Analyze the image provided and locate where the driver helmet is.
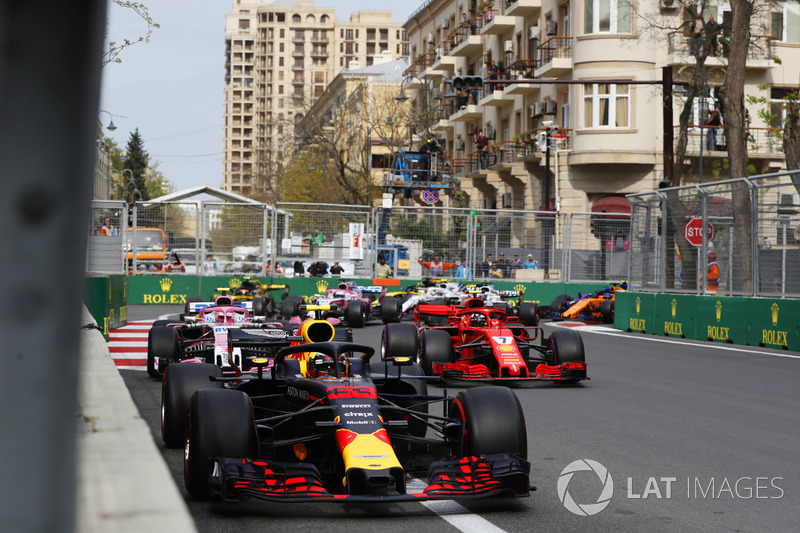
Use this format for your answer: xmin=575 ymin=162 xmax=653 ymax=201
xmin=307 ymin=353 xmax=336 ymax=378
xmin=469 ymin=313 xmax=487 ymax=327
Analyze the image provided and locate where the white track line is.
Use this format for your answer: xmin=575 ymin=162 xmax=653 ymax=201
xmin=407 ymin=478 xmax=508 ymax=533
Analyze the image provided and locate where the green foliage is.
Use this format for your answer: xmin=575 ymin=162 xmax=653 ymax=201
xmin=124 ymin=129 xmax=151 ymax=200
xmin=104 ymin=1 xmax=160 ymax=67
xmin=711 ymin=158 xmax=729 ymax=180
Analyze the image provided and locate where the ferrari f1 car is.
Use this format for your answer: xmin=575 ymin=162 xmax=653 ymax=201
xmin=550 ymin=282 xmax=626 ymax=323
xmin=174 ymin=341 xmax=531 ymax=502
xmin=382 ymin=300 xmax=586 ymax=384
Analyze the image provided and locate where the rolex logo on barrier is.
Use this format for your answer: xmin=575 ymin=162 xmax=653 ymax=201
xmin=635 ymin=296 xmax=641 ymax=315
xmin=671 ymin=299 xmax=677 ymax=318
xmin=316 ymin=280 xmax=329 ymax=292
xmin=514 ymin=284 xmax=526 ymax=293
xmin=159 ymin=278 xmax=173 ymax=292
xmin=715 ymin=300 xmax=722 ymax=322
xmin=771 ymin=302 xmax=779 ymax=326
xmin=229 ymin=278 xmax=241 ymax=289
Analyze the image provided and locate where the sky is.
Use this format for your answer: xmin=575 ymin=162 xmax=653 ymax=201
xmin=100 ymin=0 xmax=416 ymax=194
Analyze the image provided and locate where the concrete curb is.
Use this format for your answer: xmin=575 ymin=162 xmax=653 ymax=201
xmin=77 ymin=306 xmax=196 ymax=533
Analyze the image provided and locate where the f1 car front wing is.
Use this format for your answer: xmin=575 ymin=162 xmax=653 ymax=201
xmin=213 ymin=453 xmax=530 ymax=503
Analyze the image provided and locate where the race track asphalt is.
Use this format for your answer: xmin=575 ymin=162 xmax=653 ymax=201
xmin=121 ymin=305 xmax=799 ymax=533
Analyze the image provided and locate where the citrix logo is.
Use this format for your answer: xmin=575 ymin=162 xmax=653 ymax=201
xmin=558 ymin=459 xmax=614 ymax=516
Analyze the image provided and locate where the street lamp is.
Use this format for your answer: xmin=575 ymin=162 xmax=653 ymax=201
xmin=98 ymin=109 xmax=124 ymax=131
xmin=395 ymin=73 xmax=455 ymax=145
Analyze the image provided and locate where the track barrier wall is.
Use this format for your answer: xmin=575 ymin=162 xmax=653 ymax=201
xmin=616 ymin=291 xmax=800 ymax=351
xmin=84 ymin=275 xmax=128 ymax=338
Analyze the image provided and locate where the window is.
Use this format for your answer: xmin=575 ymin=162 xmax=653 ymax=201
xmin=239 ymin=19 xmax=250 ymax=30
xmin=772 ymin=3 xmax=800 ymax=43
xmin=583 ymin=0 xmax=631 ymax=34
xmin=583 ymin=83 xmax=629 ymax=128
xmin=770 ymin=87 xmax=797 ymax=127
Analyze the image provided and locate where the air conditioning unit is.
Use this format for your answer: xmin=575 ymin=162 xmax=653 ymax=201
xmin=485 ymin=125 xmax=496 ymax=139
xmin=427 ymin=32 xmax=435 ymax=44
xmin=546 ymin=21 xmax=558 ymax=36
xmin=456 ymin=138 xmax=465 ymax=150
xmin=544 ymin=99 xmax=557 ymax=115
xmin=467 ymin=123 xmax=476 ymax=135
xmin=442 ymin=18 xmax=450 ymax=29
xmin=528 ymin=26 xmax=538 ymax=39
xmin=504 ymin=40 xmax=513 ymax=52
xmin=660 ymin=0 xmax=679 ymax=8
xmin=529 ymin=104 xmax=537 ymax=118
xmin=533 ymin=102 xmax=545 ymax=117
xmin=385 ymin=115 xmax=395 ymax=124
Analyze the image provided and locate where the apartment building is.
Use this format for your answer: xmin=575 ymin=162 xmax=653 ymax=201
xmin=222 ymin=1 xmax=408 ymax=198
xmin=401 ymin=0 xmax=799 ymax=232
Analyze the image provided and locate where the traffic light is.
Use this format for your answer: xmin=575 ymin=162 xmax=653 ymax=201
xmin=452 ymin=76 xmax=483 ymax=89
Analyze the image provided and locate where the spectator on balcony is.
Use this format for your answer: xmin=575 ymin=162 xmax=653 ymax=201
xmin=487 ymin=61 xmax=501 ymax=93
xmin=475 ymin=129 xmax=490 ymax=169
xmin=456 ymin=87 xmax=468 ymax=109
xmin=688 ymin=13 xmax=703 ymax=55
xmin=461 ymin=13 xmax=476 ymax=36
xmin=706 ymin=15 xmax=720 ymax=56
xmin=705 ymin=107 xmax=722 ymax=151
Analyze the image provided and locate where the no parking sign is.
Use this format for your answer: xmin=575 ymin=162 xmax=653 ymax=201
xmin=421 ymin=189 xmax=439 ymax=204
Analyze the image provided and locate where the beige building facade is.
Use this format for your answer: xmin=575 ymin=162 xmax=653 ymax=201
xmin=400 ymin=0 xmax=800 ymax=219
xmin=223 ymin=0 xmax=408 ymax=198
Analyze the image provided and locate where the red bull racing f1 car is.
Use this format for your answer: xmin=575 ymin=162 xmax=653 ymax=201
xmin=175 ymin=341 xmax=531 ymax=503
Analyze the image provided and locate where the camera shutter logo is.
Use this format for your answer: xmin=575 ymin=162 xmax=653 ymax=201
xmin=557 ymin=459 xmax=614 ymax=516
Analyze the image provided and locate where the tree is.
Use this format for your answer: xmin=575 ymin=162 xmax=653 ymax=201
xmin=123 ymin=128 xmax=151 ymax=200
xmin=103 ymin=1 xmax=159 ymax=67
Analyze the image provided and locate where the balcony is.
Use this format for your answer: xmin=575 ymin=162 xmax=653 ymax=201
xmin=450 ymin=23 xmax=484 ymax=57
xmin=481 ymin=10 xmax=515 ymax=36
xmin=674 ymin=125 xmax=784 ymax=160
xmin=478 ymin=85 xmax=518 ymax=108
xmin=449 ymin=103 xmax=483 ymax=123
xmin=431 ymin=39 xmax=457 ymax=73
xmin=310 ymin=34 xmax=329 ymax=43
xmin=534 ymin=36 xmax=573 ymax=77
xmin=666 ymin=32 xmax=775 ymax=70
xmin=502 ymin=59 xmax=540 ymax=95
xmin=291 ymin=78 xmax=304 ymax=85
xmin=504 ymin=0 xmax=542 ymax=18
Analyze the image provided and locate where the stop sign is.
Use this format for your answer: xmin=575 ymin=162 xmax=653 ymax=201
xmin=685 ymin=217 xmax=714 ymax=247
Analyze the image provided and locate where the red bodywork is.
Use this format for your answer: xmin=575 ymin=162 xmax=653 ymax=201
xmin=419 ymin=299 xmax=587 ymax=382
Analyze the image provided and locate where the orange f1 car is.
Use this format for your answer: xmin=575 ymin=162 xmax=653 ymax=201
xmin=554 ymin=282 xmax=627 ymax=323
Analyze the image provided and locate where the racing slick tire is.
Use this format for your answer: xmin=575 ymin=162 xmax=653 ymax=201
xmin=547 ymin=329 xmax=586 ymax=384
xmin=346 ymin=299 xmax=366 ymax=328
xmin=147 ymin=326 xmax=179 ymax=378
xmin=152 ymin=319 xmax=171 ymax=328
xmin=518 ymin=302 xmax=540 ymax=327
xmin=550 ymin=294 xmax=572 ymax=316
xmin=184 ymin=389 xmax=256 ymax=500
xmin=450 ymin=387 xmax=527 ymax=460
xmin=161 ymin=363 xmax=223 ymax=448
xmin=419 ymin=329 xmax=453 ymax=376
xmin=381 ymin=323 xmax=418 ymax=361
xmin=280 ymin=295 xmax=302 ymax=318
xmin=380 ymin=296 xmax=402 ymax=324
xmin=600 ymin=300 xmax=614 ymax=324
xmin=492 ymin=302 xmax=509 ymax=316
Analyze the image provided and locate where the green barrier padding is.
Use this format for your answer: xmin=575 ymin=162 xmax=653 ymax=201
xmin=108 ymin=275 xmax=128 ymax=330
xmin=696 ymin=296 xmax=746 ymax=344
xmin=654 ymin=294 xmax=697 ymax=339
xmin=84 ymin=275 xmax=110 ymax=339
xmin=127 ymin=276 xmax=613 ymax=307
xmin=615 ymin=292 xmax=656 ymax=333
xmin=745 ymin=298 xmax=800 ymax=351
